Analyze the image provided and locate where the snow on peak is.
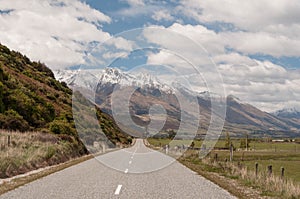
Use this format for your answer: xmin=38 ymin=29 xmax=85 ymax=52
xmin=54 ymin=67 xmax=174 ymax=93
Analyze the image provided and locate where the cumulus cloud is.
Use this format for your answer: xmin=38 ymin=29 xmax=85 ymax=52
xmin=0 ymin=0 xmax=113 ymax=69
xmin=143 ymin=23 xmax=300 ymax=112
xmin=117 ymin=0 xmax=175 ymax=23
xmin=221 ymin=31 xmax=300 ymax=57
xmin=178 ymin=0 xmax=300 ymax=31
xmin=177 ymin=0 xmax=300 ymax=58
xmin=152 ymin=10 xmax=174 ymax=21
xmin=125 ymin=0 xmax=145 ymax=6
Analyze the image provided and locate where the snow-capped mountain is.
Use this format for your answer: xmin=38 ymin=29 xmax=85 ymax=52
xmin=54 ymin=67 xmax=300 ymax=136
xmin=54 ymin=69 xmax=99 ymax=90
xmin=274 ymin=107 xmax=300 ymax=119
xmin=54 ymin=67 xmax=174 ymax=94
xmin=54 ymin=67 xmax=226 ymax=99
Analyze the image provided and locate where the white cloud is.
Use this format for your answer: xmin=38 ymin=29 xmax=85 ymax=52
xmin=0 ymin=0 xmax=113 ymax=69
xmin=213 ymin=53 xmax=255 ymax=66
xmin=152 ymin=10 xmax=174 ymax=21
xmin=221 ymin=31 xmax=300 ymax=57
xmin=106 ymin=37 xmax=135 ymax=51
xmin=216 ymin=60 xmax=300 ymax=112
xmin=117 ymin=0 xmax=176 ymax=22
xmin=125 ymin=0 xmax=145 ymax=7
xmin=142 ymin=23 xmax=300 ymax=112
xmin=178 ymin=0 xmax=300 ymax=31
xmin=177 ymin=0 xmax=300 ymax=58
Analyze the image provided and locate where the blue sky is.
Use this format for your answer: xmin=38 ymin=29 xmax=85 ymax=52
xmin=83 ymin=0 xmax=300 ymax=70
xmin=0 ymin=0 xmax=300 ymax=112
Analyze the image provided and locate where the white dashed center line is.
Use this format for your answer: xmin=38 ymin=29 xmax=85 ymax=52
xmin=114 ymin=185 xmax=122 ymax=195
xmin=129 ymin=160 xmax=132 ymax=164
xmin=124 ymin=169 xmax=128 ymax=173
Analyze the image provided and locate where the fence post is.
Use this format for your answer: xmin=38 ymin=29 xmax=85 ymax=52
xmin=281 ymin=167 xmax=285 ymax=179
xmin=255 ymin=162 xmax=258 ymax=178
xmin=230 ymin=144 xmax=233 ymax=162
xmin=214 ymin=153 xmax=218 ymax=162
xmin=268 ymin=165 xmax=272 ymax=176
xmin=241 ymin=152 xmax=244 ymax=161
xmin=7 ymin=135 xmax=11 ymax=147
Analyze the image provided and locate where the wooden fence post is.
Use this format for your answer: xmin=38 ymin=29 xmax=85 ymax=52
xmin=281 ymin=167 xmax=285 ymax=179
xmin=214 ymin=153 xmax=218 ymax=162
xmin=255 ymin=162 xmax=258 ymax=178
xmin=7 ymin=135 xmax=11 ymax=147
xmin=268 ymin=165 xmax=272 ymax=176
xmin=230 ymin=144 xmax=233 ymax=162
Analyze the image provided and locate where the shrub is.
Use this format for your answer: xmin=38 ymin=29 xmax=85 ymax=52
xmin=0 ymin=109 xmax=30 ymax=131
xmin=49 ymin=120 xmax=76 ymax=135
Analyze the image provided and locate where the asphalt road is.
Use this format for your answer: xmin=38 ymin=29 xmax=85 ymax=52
xmin=0 ymin=139 xmax=236 ymax=199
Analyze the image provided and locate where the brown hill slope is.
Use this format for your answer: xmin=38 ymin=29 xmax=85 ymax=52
xmin=0 ymin=43 xmax=132 ymax=178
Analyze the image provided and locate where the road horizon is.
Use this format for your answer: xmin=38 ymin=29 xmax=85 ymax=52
xmin=0 ymin=139 xmax=236 ymax=199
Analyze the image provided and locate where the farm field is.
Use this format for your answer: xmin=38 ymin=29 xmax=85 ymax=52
xmin=147 ymin=138 xmax=300 ymax=183
xmin=148 ymin=137 xmax=300 ymax=198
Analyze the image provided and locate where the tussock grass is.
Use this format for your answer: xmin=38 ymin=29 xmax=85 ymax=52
xmin=148 ymin=137 xmax=300 ymax=198
xmin=0 ymin=130 xmax=81 ymax=178
xmin=238 ymin=166 xmax=300 ymax=198
xmin=186 ymin=150 xmax=300 ymax=198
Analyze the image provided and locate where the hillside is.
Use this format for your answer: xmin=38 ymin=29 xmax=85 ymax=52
xmin=0 ymin=43 xmax=132 ymax=178
xmin=224 ymin=96 xmax=300 ymax=137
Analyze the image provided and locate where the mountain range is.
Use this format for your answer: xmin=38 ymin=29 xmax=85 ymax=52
xmin=54 ymin=67 xmax=300 ymax=138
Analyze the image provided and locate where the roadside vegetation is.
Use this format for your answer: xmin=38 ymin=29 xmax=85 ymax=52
xmin=0 ymin=43 xmax=132 ymax=179
xmin=148 ymin=137 xmax=300 ymax=198
xmin=0 ymin=130 xmax=84 ymax=178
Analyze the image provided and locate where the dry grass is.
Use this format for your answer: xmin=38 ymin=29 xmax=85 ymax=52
xmin=239 ymin=166 xmax=300 ymax=198
xmin=197 ymin=152 xmax=300 ymax=198
xmin=0 ymin=130 xmax=79 ymax=178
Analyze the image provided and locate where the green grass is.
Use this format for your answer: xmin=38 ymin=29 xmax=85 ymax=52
xmin=147 ymin=138 xmax=203 ymax=147
xmin=208 ymin=150 xmax=300 ymax=183
xmin=175 ymin=149 xmax=300 ymax=198
xmin=244 ymin=159 xmax=300 ymax=183
xmin=148 ymin=138 xmax=300 ymax=150
xmin=148 ymin=138 xmax=300 ymax=184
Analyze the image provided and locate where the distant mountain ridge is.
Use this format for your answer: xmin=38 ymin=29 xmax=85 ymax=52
xmin=55 ymin=67 xmax=300 ymax=137
xmin=55 ymin=67 xmax=174 ymax=93
xmin=274 ymin=108 xmax=300 ymax=119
